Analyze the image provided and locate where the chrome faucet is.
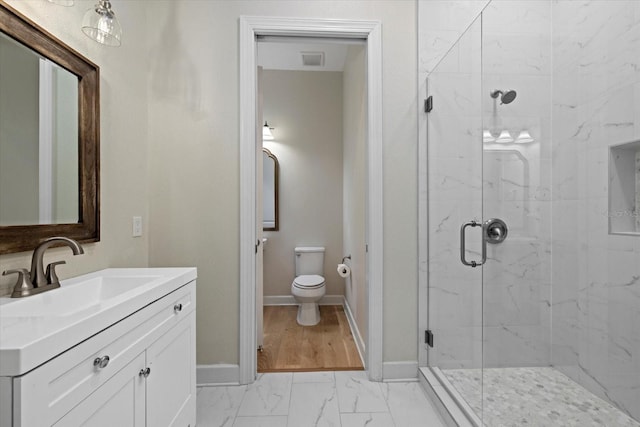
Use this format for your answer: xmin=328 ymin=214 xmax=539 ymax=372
xmin=2 ymin=237 xmax=84 ymax=298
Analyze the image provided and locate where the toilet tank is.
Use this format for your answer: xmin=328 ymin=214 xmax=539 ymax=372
xmin=294 ymin=247 xmax=325 ymax=276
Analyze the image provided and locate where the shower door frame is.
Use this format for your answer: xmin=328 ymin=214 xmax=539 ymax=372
xmin=417 ymin=8 xmax=487 ymax=425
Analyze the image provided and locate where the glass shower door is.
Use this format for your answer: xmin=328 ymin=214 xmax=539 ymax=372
xmin=426 ymin=16 xmax=484 ymax=423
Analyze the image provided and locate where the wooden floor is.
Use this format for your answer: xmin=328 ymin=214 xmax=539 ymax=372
xmin=258 ymin=305 xmax=364 ymax=373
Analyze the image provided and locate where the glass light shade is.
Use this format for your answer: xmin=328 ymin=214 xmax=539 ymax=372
xmin=263 ymin=122 xmax=274 ymax=141
xmin=495 ymin=129 xmax=514 ymax=143
xmin=515 ymin=130 xmax=534 ymax=144
xmin=483 ymin=129 xmax=495 ymax=143
xmin=82 ymin=1 xmax=122 ymax=47
xmin=47 ymin=0 xmax=75 ymax=6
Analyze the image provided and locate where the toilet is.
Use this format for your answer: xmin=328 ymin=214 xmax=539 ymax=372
xmin=291 ymin=246 xmax=326 ymax=326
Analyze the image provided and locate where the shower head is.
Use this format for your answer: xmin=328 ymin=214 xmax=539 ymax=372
xmin=491 ymin=89 xmax=517 ymax=104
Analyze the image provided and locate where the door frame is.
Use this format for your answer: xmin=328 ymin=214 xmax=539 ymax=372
xmin=239 ymin=16 xmax=383 ymax=384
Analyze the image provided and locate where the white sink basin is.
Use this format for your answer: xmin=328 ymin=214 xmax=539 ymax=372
xmin=0 ymin=268 xmax=196 ymax=376
xmin=0 ymin=275 xmax=162 ymax=317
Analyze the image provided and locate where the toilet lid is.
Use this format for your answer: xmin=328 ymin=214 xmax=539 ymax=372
xmin=294 ymin=275 xmax=325 ymax=289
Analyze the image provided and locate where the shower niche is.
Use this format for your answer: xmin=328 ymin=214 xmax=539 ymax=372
xmin=609 ymin=139 xmax=640 ymax=235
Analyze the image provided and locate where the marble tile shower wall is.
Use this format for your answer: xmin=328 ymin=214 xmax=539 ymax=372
xmin=481 ymin=0 xmax=553 ymax=368
xmin=551 ymin=0 xmax=640 ymax=421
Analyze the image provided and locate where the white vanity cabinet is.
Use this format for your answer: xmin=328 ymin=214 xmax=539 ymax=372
xmin=0 ymin=271 xmax=196 ymax=427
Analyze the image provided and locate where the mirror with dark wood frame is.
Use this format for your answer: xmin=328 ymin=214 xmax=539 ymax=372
xmin=0 ymin=2 xmax=100 ymax=255
xmin=263 ymin=148 xmax=279 ymax=231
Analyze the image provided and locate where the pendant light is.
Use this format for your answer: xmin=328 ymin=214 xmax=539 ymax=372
xmin=82 ymin=0 xmax=122 ymax=47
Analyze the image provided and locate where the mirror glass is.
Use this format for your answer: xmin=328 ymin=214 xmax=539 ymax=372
xmin=0 ymin=2 xmax=99 ymax=255
xmin=0 ymin=32 xmax=79 ymax=226
xmin=263 ymin=148 xmax=279 ymax=231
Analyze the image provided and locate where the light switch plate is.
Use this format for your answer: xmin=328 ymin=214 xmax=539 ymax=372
xmin=132 ymin=216 xmax=143 ymax=237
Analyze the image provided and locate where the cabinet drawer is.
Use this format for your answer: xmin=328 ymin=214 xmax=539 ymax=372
xmin=14 ymin=281 xmax=195 ymax=426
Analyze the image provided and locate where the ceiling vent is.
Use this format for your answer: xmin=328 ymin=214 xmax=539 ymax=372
xmin=301 ymin=51 xmax=325 ymax=67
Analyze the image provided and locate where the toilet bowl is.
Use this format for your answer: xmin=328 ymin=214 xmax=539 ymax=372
xmin=291 ymin=274 xmax=326 ymax=326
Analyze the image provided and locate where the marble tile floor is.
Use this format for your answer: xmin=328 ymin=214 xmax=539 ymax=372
xmin=196 ymin=370 xmax=447 ymax=427
xmin=444 ymin=367 xmax=640 ymax=427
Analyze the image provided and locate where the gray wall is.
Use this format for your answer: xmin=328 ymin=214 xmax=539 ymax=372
xmin=0 ymin=0 xmax=150 ymax=296
xmin=1 ymin=0 xmax=419 ymax=370
xmin=262 ymin=70 xmax=344 ymax=297
xmin=146 ymin=1 xmax=418 ymax=366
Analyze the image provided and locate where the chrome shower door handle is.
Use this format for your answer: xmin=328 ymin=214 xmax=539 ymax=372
xmin=460 ymin=221 xmax=486 ymax=268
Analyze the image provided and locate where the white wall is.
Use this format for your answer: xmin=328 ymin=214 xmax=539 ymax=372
xmin=342 ymin=45 xmax=368 ymax=343
xmin=261 ymin=70 xmax=344 ymax=297
xmin=147 ymin=0 xmax=418 ymax=366
xmin=0 ymin=0 xmax=150 ymax=296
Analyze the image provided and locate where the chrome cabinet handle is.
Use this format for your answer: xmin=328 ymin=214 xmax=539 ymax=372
xmin=139 ymin=367 xmax=151 ymax=378
xmin=93 ymin=355 xmax=110 ymax=369
xmin=174 ymin=303 xmax=183 ymax=313
xmin=460 ymin=221 xmax=486 ymax=268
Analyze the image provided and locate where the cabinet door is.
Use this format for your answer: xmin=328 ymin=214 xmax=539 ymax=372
xmin=53 ymin=353 xmax=145 ymax=427
xmin=146 ymin=314 xmax=196 ymax=427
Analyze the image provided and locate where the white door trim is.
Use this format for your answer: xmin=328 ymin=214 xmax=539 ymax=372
xmin=239 ymin=16 xmax=384 ymax=384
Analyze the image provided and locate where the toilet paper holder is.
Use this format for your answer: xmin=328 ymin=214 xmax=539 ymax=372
xmin=342 ymin=255 xmax=351 ymax=263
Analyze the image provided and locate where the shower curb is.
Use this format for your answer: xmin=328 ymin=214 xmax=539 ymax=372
xmin=419 ymin=367 xmax=480 ymax=427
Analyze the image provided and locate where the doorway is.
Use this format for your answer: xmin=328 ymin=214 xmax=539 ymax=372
xmin=256 ymin=37 xmax=366 ymax=372
xmin=239 ymin=17 xmax=384 ymax=384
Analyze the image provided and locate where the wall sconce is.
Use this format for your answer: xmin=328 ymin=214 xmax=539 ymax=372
xmin=515 ymin=130 xmax=534 ymax=144
xmin=81 ymin=0 xmax=122 ymax=47
xmin=263 ymin=122 xmax=274 ymax=141
xmin=483 ymin=130 xmax=495 ymax=143
xmin=495 ymin=129 xmax=514 ymax=144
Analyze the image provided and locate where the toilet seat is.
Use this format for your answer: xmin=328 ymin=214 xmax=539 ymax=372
xmin=293 ymin=274 xmax=325 ymax=289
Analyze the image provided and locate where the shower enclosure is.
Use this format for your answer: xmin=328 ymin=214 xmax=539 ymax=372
xmin=420 ymin=1 xmax=640 ymax=425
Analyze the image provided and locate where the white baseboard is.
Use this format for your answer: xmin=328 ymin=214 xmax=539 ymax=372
xmin=196 ymin=364 xmax=240 ymax=386
xmin=342 ymin=298 xmax=366 ymax=365
xmin=382 ymin=361 xmax=419 ymax=381
xmin=263 ymin=294 xmax=344 ymax=306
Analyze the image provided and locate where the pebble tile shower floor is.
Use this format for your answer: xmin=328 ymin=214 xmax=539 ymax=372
xmin=444 ymin=367 xmax=640 ymax=427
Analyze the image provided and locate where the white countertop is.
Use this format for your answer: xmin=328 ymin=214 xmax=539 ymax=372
xmin=0 ymin=267 xmax=196 ymax=377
